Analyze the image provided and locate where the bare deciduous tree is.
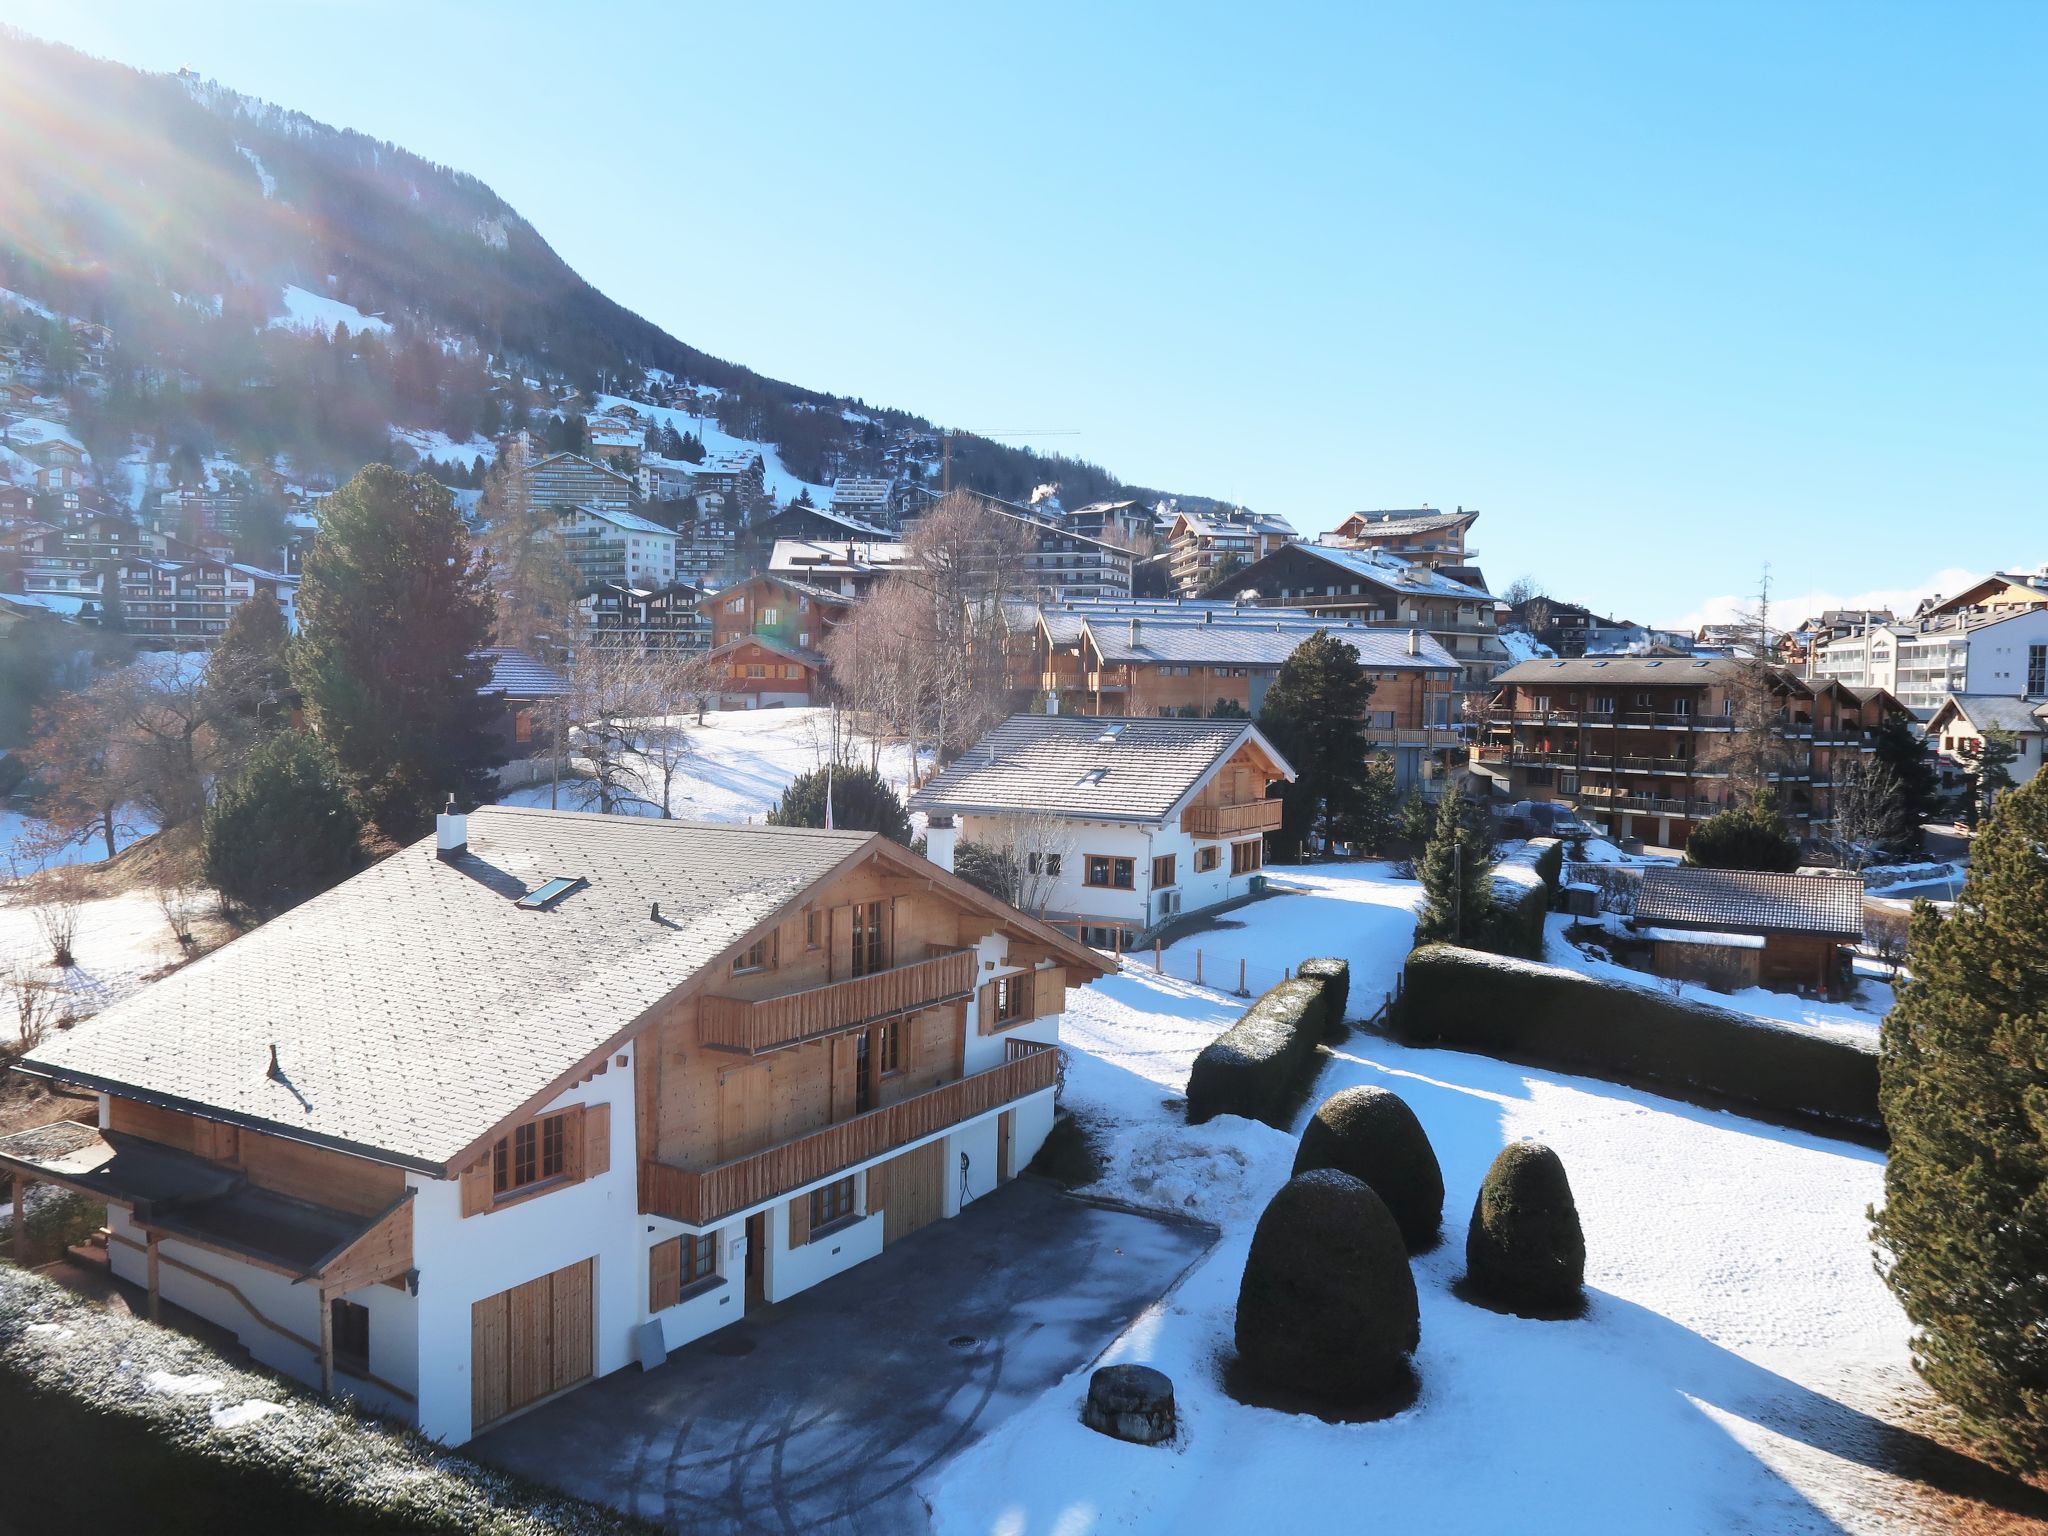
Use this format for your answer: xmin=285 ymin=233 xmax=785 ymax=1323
xmin=480 ymin=435 xmax=581 ymax=665
xmin=31 ymin=868 xmax=85 ymax=968
xmin=565 ymin=647 xmax=710 ymax=816
xmin=1826 ymin=759 xmax=1905 ymax=868
xmin=5 ymin=962 xmax=61 ymax=1058
xmin=1865 ymin=905 xmax=1909 ymax=983
xmin=969 ymin=809 xmax=1076 ymax=918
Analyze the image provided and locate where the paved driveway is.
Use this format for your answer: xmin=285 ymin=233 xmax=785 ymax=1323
xmin=470 ymin=1179 xmax=1212 ymax=1535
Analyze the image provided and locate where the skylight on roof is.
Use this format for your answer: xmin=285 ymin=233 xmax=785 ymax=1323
xmin=1096 ymin=724 xmax=1126 ymax=743
xmin=516 ymin=876 xmax=586 ymax=911
xmin=1076 ymin=768 xmax=1109 ymax=787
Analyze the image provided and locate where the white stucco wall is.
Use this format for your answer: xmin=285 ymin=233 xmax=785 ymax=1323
xmin=954 ymin=813 xmax=1262 ymax=930
xmin=768 ymin=1184 xmax=883 ymax=1302
xmin=640 ymin=1215 xmax=747 ymax=1352
xmin=1963 ymin=608 xmax=2048 ymax=695
xmin=407 ymin=1049 xmax=642 ymax=1446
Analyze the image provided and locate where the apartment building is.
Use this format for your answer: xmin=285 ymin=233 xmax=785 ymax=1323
xmin=520 ymin=452 xmax=637 ymax=515
xmin=1324 ymin=507 xmax=1479 ymax=572
xmin=579 ymin=580 xmax=711 ymax=653
xmin=1165 ymin=508 xmax=1297 ymax=596
xmin=829 ymin=477 xmax=896 ymax=526
xmin=1810 ymin=598 xmax=2048 ymax=716
xmin=767 ymin=538 xmax=914 ymax=600
xmin=1202 ymin=542 xmax=1512 ymax=695
xmin=117 ymin=557 xmax=299 ymax=639
xmin=915 ymin=715 xmax=1295 ymax=945
xmin=552 ymin=503 xmax=678 ymax=588
xmin=5 ymin=809 xmax=1103 ymax=1445
xmin=1479 ymin=656 xmax=1903 ymax=849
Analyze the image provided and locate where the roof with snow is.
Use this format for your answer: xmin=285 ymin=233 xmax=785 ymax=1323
xmin=479 ymin=646 xmax=571 ymax=699
xmin=1331 ymin=508 xmax=1477 ymax=538
xmin=1634 ymin=867 xmax=1863 ymax=941
xmin=1086 ymin=615 xmax=1459 ymax=671
xmin=1494 ymin=656 xmax=1748 ymax=687
xmin=768 ymin=538 xmax=913 ymax=577
xmin=911 ymin=714 xmax=1294 ymax=824
xmin=1209 ymin=542 xmax=1494 ymax=603
xmin=566 ymin=502 xmax=674 ymax=538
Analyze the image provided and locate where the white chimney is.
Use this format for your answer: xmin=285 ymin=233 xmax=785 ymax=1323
xmin=1128 ymin=616 xmax=1140 ymax=645
xmin=1407 ymin=627 xmax=1420 ymax=655
xmin=436 ymin=796 xmax=468 ymax=862
xmin=1046 ymin=691 xmax=1060 ymax=715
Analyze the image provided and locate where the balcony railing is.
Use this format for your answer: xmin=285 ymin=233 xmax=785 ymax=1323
xmin=639 ymin=1039 xmax=1057 ymax=1226
xmin=1362 ymin=726 xmax=1465 ymax=747
xmin=699 ymin=948 xmax=977 ymax=1054
xmin=1182 ymin=799 xmax=1284 ymax=838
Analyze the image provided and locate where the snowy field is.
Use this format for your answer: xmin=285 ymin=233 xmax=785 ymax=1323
xmin=498 ymin=706 xmax=926 ymax=825
xmin=925 ymin=862 xmax=1931 ymax=1536
xmin=268 ymin=284 xmax=390 ymax=336
xmin=584 ymin=392 xmax=834 ymax=507
xmin=0 ymin=889 xmax=191 ymax=1022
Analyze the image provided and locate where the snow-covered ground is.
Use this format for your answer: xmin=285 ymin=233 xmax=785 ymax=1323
xmin=497 ymin=706 xmax=926 ymax=825
xmin=583 ymin=392 xmax=834 ymax=507
xmin=927 ymin=862 xmax=1924 ymax=1535
xmin=268 ymin=284 xmax=391 ymax=336
xmin=0 ymin=889 xmax=192 ymax=1023
xmin=390 ymin=425 xmax=496 ymax=465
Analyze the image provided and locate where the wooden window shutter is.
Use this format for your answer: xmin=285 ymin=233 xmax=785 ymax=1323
xmin=583 ymin=1103 xmax=611 ymax=1178
xmin=1036 ymin=965 xmax=1065 ymax=1015
xmin=460 ymin=1159 xmax=492 ymax=1218
xmin=788 ymin=1192 xmax=812 ymax=1249
xmin=977 ymin=980 xmax=999 ymax=1036
xmin=648 ymin=1236 xmax=682 ymax=1312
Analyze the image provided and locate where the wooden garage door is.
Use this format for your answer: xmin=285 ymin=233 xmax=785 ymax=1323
xmin=471 ymin=1257 xmax=595 ymax=1430
xmin=866 ymin=1140 xmax=946 ymax=1246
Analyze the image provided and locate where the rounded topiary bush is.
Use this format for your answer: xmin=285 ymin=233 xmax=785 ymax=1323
xmin=1233 ymin=1169 xmax=1419 ymax=1407
xmin=1291 ymin=1086 xmax=1444 ymax=1253
xmin=1463 ymin=1141 xmax=1586 ymax=1318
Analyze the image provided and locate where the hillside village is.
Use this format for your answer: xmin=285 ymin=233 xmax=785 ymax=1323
xmin=1 ymin=24 xmax=2045 ymax=1536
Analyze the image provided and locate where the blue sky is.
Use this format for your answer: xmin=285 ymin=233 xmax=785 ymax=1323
xmin=3 ymin=1 xmax=2040 ymax=625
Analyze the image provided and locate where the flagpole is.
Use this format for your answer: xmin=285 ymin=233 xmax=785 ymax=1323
xmin=825 ymin=703 xmax=836 ymax=830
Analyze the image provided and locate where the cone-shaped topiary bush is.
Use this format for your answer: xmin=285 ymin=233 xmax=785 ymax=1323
xmin=1291 ymin=1086 xmax=1444 ymax=1253
xmin=1234 ymin=1169 xmax=1419 ymax=1405
xmin=1463 ymin=1141 xmax=1586 ymax=1318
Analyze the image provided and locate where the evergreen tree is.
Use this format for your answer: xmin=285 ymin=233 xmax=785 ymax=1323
xmin=1398 ymin=789 xmax=1434 ymax=846
xmin=1958 ymin=727 xmax=2021 ymax=824
xmin=1683 ymin=792 xmax=1801 ymax=872
xmin=1415 ymin=789 xmax=1492 ymax=944
xmin=1258 ymin=630 xmax=1375 ymax=855
xmin=767 ymin=759 xmax=912 ymax=844
xmin=206 ymin=590 xmax=294 ymax=761
xmin=1872 ymin=712 xmax=1940 ymax=825
xmin=679 ymin=430 xmax=705 ymax=464
xmin=1340 ymin=757 xmax=1401 ymax=854
xmin=660 ymin=422 xmax=686 ymax=459
xmin=288 ymin=464 xmax=501 ymax=837
xmin=1873 ymin=772 xmax=2048 ymax=1471
xmin=202 ymin=731 xmax=364 ymax=917
xmin=1207 ymin=698 xmax=1250 ymax=720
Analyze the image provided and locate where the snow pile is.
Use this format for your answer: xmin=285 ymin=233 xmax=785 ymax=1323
xmin=925 ymin=862 xmax=1925 ymax=1533
xmin=268 ymin=285 xmax=391 ymax=337
xmin=144 ymin=1370 xmax=226 ymax=1396
xmin=209 ymin=1400 xmax=289 ymax=1430
xmin=1498 ymin=627 xmax=1555 ymax=664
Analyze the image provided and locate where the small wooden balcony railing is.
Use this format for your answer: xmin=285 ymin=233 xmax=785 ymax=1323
xmin=639 ymin=1039 xmax=1057 ymax=1226
xmin=700 ymin=947 xmax=976 ymax=1054
xmin=1181 ymin=799 xmax=1284 ymax=838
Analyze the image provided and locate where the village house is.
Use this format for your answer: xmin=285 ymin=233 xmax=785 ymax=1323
xmin=0 ymin=416 xmax=88 ymax=494
xmin=1164 ymin=507 xmax=1297 ymax=596
xmin=1476 ymin=656 xmax=1903 ymax=849
xmin=914 ymin=714 xmax=1296 ymax=948
xmin=908 ymin=490 xmax=1135 ymax=604
xmin=115 ymin=556 xmax=299 ymax=639
xmin=1808 ymin=576 xmax=2048 ymax=717
xmin=478 ymin=646 xmax=572 ymax=790
xmin=828 ymin=477 xmax=895 ymax=527
xmin=1201 ymin=542 xmax=1512 ymax=697
xmin=698 ymin=571 xmax=852 ymax=707
xmin=733 ymin=502 xmax=893 ymax=574
xmin=1927 ymin=693 xmax=2048 ymax=798
xmin=3 ymin=808 xmax=1105 ymax=1446
xmin=767 ymin=537 xmax=913 ymax=600
xmin=1629 ymin=866 xmax=1864 ymax=996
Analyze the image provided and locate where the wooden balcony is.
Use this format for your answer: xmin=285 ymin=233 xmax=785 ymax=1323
xmin=700 ymin=947 xmax=976 ymax=1054
xmin=639 ymin=1040 xmax=1057 ymax=1226
xmin=1181 ymin=799 xmax=1284 ymax=838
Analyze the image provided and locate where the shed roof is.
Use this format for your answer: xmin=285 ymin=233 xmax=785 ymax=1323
xmin=1928 ymin=693 xmax=2048 ymax=736
xmin=479 ymin=646 xmax=571 ymax=699
xmin=1635 ymin=867 xmax=1864 ymax=941
xmin=910 ymin=714 xmax=1293 ymax=823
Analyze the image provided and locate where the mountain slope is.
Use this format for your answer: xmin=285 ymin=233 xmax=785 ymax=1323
xmin=0 ymin=29 xmax=1214 ymax=512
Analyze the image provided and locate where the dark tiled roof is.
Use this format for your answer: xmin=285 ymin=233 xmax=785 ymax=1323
xmin=1931 ymin=694 xmax=2048 ymax=736
xmin=1495 ymin=656 xmax=1745 ymax=687
xmin=479 ymin=646 xmax=571 ymax=699
xmin=22 ymin=809 xmax=877 ymax=1170
xmin=911 ymin=714 xmax=1291 ymax=822
xmin=1635 ymin=867 xmax=1864 ymax=941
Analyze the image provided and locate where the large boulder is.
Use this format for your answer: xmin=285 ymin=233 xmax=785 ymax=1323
xmin=1291 ymin=1086 xmax=1444 ymax=1253
xmin=1234 ymin=1170 xmax=1419 ymax=1405
xmin=1464 ymin=1141 xmax=1586 ymax=1318
xmin=1081 ymin=1363 xmax=1176 ymax=1445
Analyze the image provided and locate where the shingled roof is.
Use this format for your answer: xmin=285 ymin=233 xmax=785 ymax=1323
xmin=20 ymin=809 xmax=879 ymax=1173
xmin=910 ymin=714 xmax=1293 ymax=823
xmin=1635 ymin=867 xmax=1864 ymax=941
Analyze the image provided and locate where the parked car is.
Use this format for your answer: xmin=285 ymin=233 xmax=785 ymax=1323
xmin=1500 ymin=800 xmax=1592 ymax=840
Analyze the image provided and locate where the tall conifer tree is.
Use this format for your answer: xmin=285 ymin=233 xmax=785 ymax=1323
xmin=1258 ymin=630 xmax=1374 ymax=855
xmin=1874 ymin=772 xmax=2048 ymax=1471
xmin=289 ymin=465 xmax=501 ymax=836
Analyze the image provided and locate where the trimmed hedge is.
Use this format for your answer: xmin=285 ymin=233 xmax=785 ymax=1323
xmin=1533 ymin=840 xmax=1565 ymax=896
xmin=1394 ymin=945 xmax=1880 ymax=1133
xmin=1186 ymin=977 xmax=1331 ymax=1127
xmin=1295 ymin=957 xmax=1350 ymax=1023
xmin=1234 ymin=1170 xmax=1419 ymax=1404
xmin=1464 ymin=1142 xmax=1586 ymax=1318
xmin=1479 ymin=878 xmax=1550 ymax=961
xmin=1292 ymin=1087 xmax=1444 ymax=1253
xmin=0 ymin=1267 xmax=647 ymax=1534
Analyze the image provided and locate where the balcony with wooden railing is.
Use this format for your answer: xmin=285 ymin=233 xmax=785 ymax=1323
xmin=1181 ymin=799 xmax=1284 ymax=838
xmin=699 ymin=947 xmax=977 ymax=1055
xmin=639 ymin=1039 xmax=1057 ymax=1227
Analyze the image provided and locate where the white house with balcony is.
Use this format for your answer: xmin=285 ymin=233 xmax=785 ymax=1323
xmin=912 ymin=714 xmax=1296 ymax=949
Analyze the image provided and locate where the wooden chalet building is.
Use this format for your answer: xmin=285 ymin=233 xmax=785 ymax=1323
xmin=4 ymin=808 xmax=1105 ymax=1445
xmin=581 ymin=580 xmax=712 ymax=653
xmin=1477 ymin=656 xmax=1906 ymax=848
xmin=1163 ymin=508 xmax=1296 ymax=596
xmin=1325 ymin=507 xmax=1480 ymax=573
xmin=699 ymin=571 xmax=853 ymax=708
xmin=1631 ymin=867 xmax=1864 ymax=995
